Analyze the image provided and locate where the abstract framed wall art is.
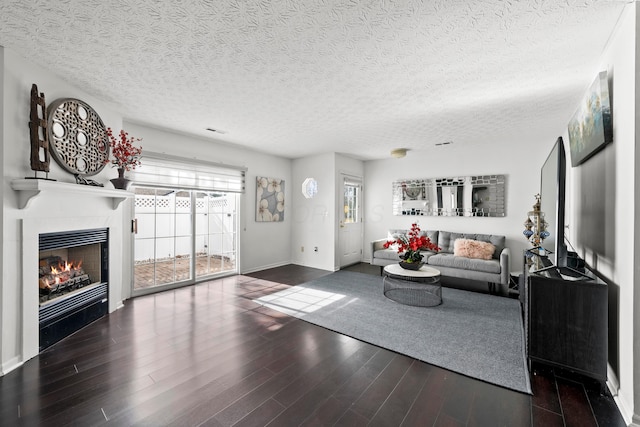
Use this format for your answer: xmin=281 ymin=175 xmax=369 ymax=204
xmin=256 ymin=177 xmax=285 ymax=222
xmin=567 ymin=71 xmax=613 ymax=167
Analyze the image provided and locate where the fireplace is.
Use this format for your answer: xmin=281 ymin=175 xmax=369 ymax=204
xmin=38 ymin=228 xmax=109 ymax=351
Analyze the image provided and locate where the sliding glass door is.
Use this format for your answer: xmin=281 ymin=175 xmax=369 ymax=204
xmin=195 ymin=191 xmax=237 ymax=278
xmin=133 ymin=187 xmax=238 ymax=293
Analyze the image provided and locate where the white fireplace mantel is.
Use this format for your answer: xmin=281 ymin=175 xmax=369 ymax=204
xmin=11 ymin=179 xmax=133 ymax=209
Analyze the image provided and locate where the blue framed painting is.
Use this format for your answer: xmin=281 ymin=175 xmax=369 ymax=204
xmin=567 ymin=71 xmax=613 ymax=167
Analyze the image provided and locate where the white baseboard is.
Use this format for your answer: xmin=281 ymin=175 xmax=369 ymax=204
xmin=1 ymin=356 xmax=23 ymax=377
xmin=607 ymin=363 xmax=635 ymax=426
xmin=615 ymin=395 xmax=635 ymax=426
xmin=607 ymin=363 xmax=620 ymax=394
xmin=241 ymin=261 xmax=291 ymax=275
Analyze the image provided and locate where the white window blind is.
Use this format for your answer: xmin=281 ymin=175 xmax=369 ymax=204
xmin=129 ymin=152 xmax=246 ymax=193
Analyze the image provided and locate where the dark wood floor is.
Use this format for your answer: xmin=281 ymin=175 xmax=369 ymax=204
xmin=0 ymin=264 xmax=625 ymax=426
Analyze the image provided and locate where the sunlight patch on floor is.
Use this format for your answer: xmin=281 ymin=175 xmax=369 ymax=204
xmin=254 ymin=286 xmax=346 ymax=317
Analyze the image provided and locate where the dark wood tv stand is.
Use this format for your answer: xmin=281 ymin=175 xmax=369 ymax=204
xmin=521 ymin=256 xmax=607 ymax=388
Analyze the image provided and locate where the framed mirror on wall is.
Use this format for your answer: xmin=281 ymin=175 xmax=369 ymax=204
xmin=392 ymin=175 xmax=506 ymax=217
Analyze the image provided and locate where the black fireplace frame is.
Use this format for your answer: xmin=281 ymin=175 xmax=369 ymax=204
xmin=38 ymin=228 xmax=109 ymax=351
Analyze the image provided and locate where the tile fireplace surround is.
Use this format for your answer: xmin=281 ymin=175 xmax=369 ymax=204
xmin=10 ymin=180 xmax=132 ymax=369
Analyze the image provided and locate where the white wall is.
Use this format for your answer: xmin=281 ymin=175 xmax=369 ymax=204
xmin=291 ymin=153 xmax=336 ymax=270
xmin=364 ymin=140 xmax=552 ymax=274
xmin=122 ymin=122 xmax=292 ymax=274
xmin=563 ymin=4 xmax=637 ymax=423
xmin=0 ymin=46 xmax=6 ymax=375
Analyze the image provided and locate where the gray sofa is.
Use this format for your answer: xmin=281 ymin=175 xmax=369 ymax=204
xmin=371 ymin=229 xmax=510 ymax=295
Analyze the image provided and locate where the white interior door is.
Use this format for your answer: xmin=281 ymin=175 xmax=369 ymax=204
xmin=339 ymin=176 xmax=363 ymax=267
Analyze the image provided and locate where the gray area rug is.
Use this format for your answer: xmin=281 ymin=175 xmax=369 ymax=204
xmin=254 ymin=270 xmax=531 ymax=394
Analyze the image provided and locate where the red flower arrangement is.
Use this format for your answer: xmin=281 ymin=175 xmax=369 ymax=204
xmin=104 ymin=128 xmax=142 ymax=171
xmin=383 ymin=223 xmax=440 ymax=263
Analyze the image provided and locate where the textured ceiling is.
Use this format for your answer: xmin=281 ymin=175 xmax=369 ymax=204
xmin=0 ymin=0 xmax=629 ymax=160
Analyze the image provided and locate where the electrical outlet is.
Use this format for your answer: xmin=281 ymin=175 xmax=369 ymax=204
xmin=301 ymin=246 xmax=304 ymax=252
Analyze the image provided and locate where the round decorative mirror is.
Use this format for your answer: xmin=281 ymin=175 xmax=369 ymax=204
xmin=47 ymin=98 xmax=110 ymax=176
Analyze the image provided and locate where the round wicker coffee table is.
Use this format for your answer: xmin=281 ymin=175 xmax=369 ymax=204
xmin=382 ymin=264 xmax=442 ymax=307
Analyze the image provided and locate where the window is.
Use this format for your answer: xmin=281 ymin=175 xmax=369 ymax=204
xmin=344 ymin=181 xmax=361 ymax=224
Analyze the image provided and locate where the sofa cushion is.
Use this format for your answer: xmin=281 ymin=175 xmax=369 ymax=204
xmin=437 ymin=231 xmax=504 ymax=259
xmin=475 ymin=234 xmax=505 ymax=259
xmin=386 ymin=229 xmax=407 ymax=251
xmin=427 ymin=253 xmax=501 ymax=274
xmin=419 ymin=230 xmax=439 ymax=249
xmin=388 ymin=229 xmax=407 ymax=239
xmin=454 ymin=238 xmax=495 ymax=260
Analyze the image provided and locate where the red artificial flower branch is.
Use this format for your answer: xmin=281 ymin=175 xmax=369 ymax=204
xmin=383 ymin=223 xmax=440 ymax=263
xmin=104 ymin=128 xmax=142 ymax=171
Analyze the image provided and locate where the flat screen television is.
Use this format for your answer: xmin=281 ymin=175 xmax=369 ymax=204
xmin=540 ymin=136 xmax=567 ymax=268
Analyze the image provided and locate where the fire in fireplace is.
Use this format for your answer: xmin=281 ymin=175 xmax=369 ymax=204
xmin=38 ymin=228 xmax=109 ymax=350
xmin=39 ymin=256 xmax=92 ymax=299
xmin=39 ymin=252 xmax=97 ymax=301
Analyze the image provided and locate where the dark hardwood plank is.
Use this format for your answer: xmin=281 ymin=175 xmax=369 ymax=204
xmin=297 ymin=348 xmax=397 ymax=426
xmin=271 ymin=340 xmax=363 ymax=406
xmin=350 ymin=353 xmax=414 ymax=420
xmin=556 ymin=376 xmax=598 ymax=427
xmin=438 ymin=372 xmax=476 ymax=424
xmin=232 ymin=398 xmax=286 ymax=427
xmin=532 ymin=406 xmax=564 ymax=427
xmin=202 ymin=329 xmax=369 ymax=426
xmin=530 ymin=367 xmax=562 ymax=415
xmin=117 ymin=368 xmax=275 ymax=426
xmin=115 ymin=327 xmax=334 ymax=425
xmin=334 ymin=408 xmax=370 ymax=427
xmin=467 ymin=379 xmax=532 ymax=426
xmin=245 ymin=264 xmax=332 ymax=285
xmin=368 ymin=360 xmax=432 ymax=426
xmin=400 ymin=364 xmax=449 ymax=425
xmin=434 ymin=413 xmax=466 ymax=426
xmin=263 ymin=343 xmax=379 ymax=426
xmin=170 ymin=324 xmax=360 ymax=425
xmin=298 ymin=396 xmax=351 ymax=427
xmin=332 ymin=348 xmax=396 ymax=404
xmin=585 ymin=386 xmax=628 ymax=427
xmin=28 ymin=313 xmax=280 ymax=421
xmin=210 ymin=364 xmax=304 ymax=426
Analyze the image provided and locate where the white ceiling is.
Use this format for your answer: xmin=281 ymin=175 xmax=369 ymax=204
xmin=0 ymin=0 xmax=630 ymax=160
